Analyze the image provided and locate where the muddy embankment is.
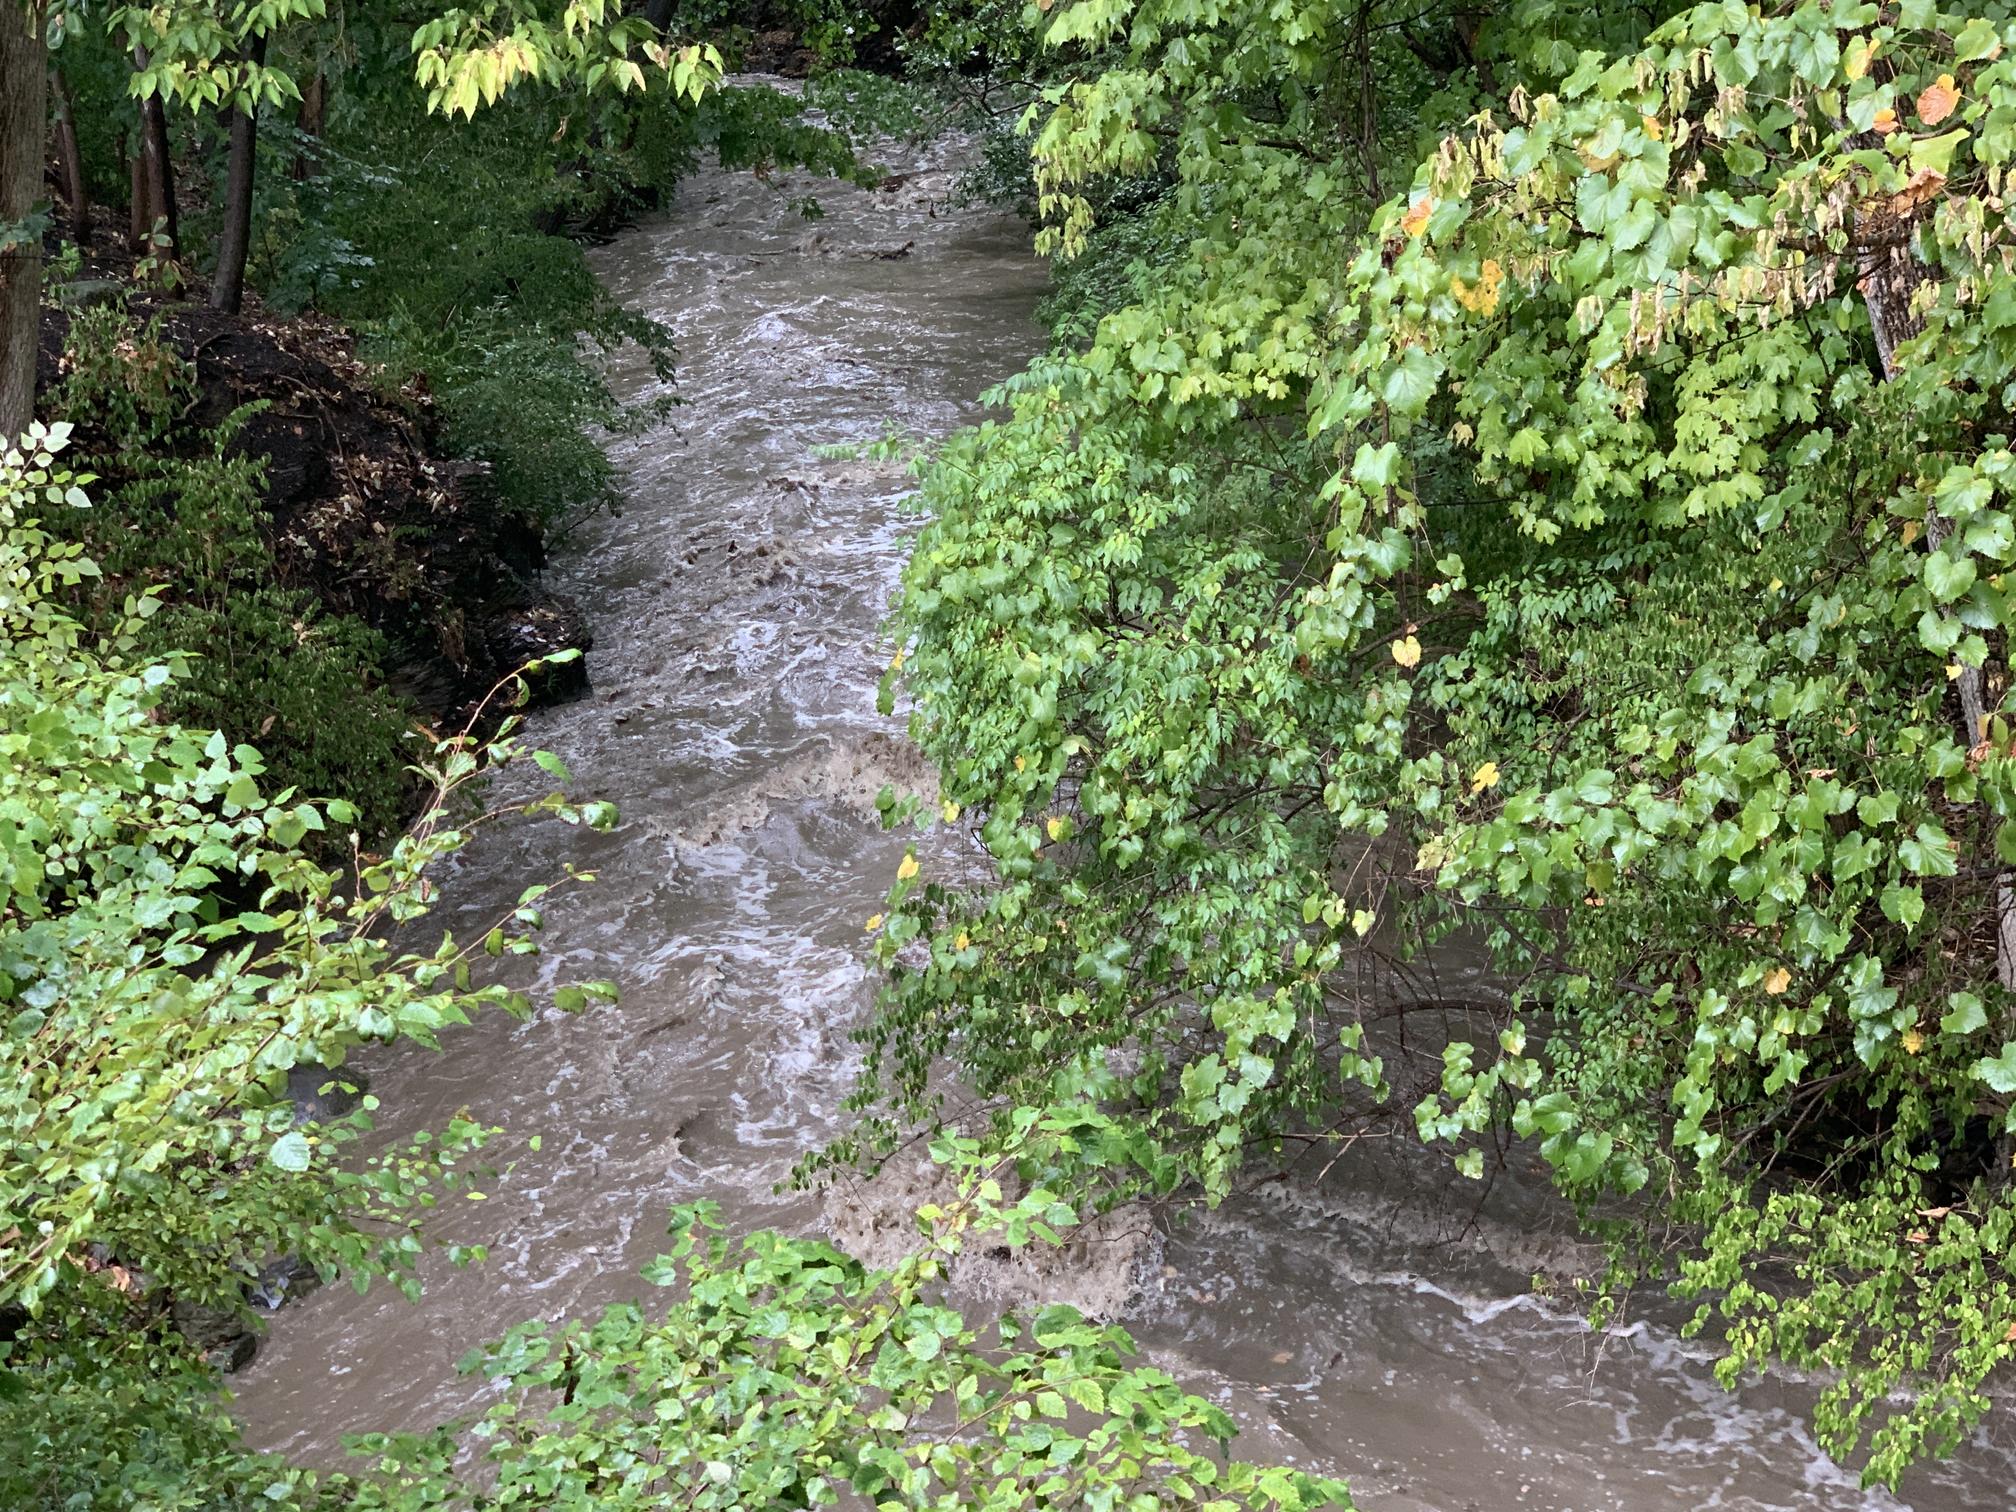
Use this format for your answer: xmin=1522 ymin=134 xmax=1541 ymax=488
xmin=34 ymin=210 xmax=591 ymax=725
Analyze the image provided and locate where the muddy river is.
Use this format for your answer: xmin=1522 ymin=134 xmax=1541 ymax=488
xmin=237 ymin=106 xmax=2016 ymax=1510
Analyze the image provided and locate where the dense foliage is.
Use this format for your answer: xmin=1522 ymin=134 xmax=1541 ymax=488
xmin=844 ymin=0 xmax=2016 ymax=1485
xmin=24 ymin=0 xmax=2016 ymax=1498
xmin=348 ymin=1143 xmax=1347 ymax=1512
xmin=0 ymin=421 xmax=613 ymax=1501
xmin=0 ymin=431 xmax=1339 ymax=1512
xmin=31 ymin=5 xmax=886 ymax=835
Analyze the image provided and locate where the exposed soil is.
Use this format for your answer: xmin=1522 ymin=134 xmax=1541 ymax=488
xmin=33 ymin=209 xmax=592 ymax=728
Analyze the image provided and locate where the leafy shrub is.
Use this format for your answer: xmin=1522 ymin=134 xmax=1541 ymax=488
xmin=0 ymin=423 xmax=614 ymax=1508
xmin=844 ymin=0 xmax=2016 ymax=1488
xmin=46 ymin=306 xmax=420 ymax=838
xmin=352 ymin=1191 xmax=1351 ymax=1512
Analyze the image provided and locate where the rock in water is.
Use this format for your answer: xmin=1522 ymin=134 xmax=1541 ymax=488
xmin=480 ymin=589 xmax=594 ymax=704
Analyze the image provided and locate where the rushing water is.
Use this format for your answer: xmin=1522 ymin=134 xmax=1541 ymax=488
xmin=239 ymin=116 xmax=2016 ymax=1508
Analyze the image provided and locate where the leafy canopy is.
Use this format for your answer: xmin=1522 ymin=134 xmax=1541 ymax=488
xmin=848 ymin=0 xmax=2016 ymax=1484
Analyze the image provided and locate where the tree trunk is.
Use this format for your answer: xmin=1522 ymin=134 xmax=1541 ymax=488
xmin=643 ymin=0 xmax=675 ymax=34
xmin=128 ymin=134 xmax=147 ymax=250
xmin=0 ymin=0 xmax=47 ymax=442
xmin=50 ymin=65 xmax=88 ymax=247
xmin=209 ymin=33 xmax=266 ymax=315
xmin=291 ymin=68 xmax=324 ymax=181
xmin=134 ymin=46 xmax=180 ymax=255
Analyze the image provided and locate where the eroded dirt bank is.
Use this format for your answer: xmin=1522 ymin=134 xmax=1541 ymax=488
xmin=35 ymin=215 xmax=589 ymax=726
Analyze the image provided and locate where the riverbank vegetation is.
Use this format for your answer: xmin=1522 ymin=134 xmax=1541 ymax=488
xmin=855 ymin=0 xmax=2016 ymax=1488
xmin=0 ymin=1 xmax=1346 ymax=1508
xmin=11 ymin=0 xmax=2016 ymax=1503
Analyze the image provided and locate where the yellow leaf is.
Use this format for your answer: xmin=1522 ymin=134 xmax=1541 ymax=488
xmin=942 ymin=799 xmax=961 ymax=823
xmin=1767 ymin=577 xmax=1783 ymax=592
xmin=1391 ymin=634 xmax=1422 ymax=669
xmin=1948 ymin=663 xmax=1965 ymax=682
xmin=1845 ymin=37 xmax=1877 ymax=81
xmin=1350 ymin=908 xmax=1376 ymax=937
xmin=1470 ymin=761 xmax=1501 ymax=793
xmin=889 ymin=648 xmax=905 ymax=671
xmin=1902 ymin=1027 xmax=1926 ymax=1055
xmin=1452 ymin=257 xmax=1503 ymax=316
xmin=1013 ymin=754 xmax=1027 ymax=772
xmin=1900 ymin=517 xmax=1922 ymax=546
xmin=897 ymin=854 xmax=919 ymax=881
xmin=1642 ymin=113 xmax=1663 ymax=139
xmin=1400 ymin=197 xmax=1433 ymax=237
xmin=1918 ymin=73 xmax=1959 ymax=127
xmin=865 ymin=913 xmax=884 ymax=932
xmin=1872 ymin=106 xmax=1900 ymax=135
xmin=1763 ymin=966 xmax=1791 ymax=995
xmin=1045 ymin=816 xmax=1066 ymax=841
xmin=954 ymin=931 xmax=970 ymax=951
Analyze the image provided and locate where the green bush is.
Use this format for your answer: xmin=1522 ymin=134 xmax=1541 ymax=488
xmin=46 ymin=306 xmax=419 ymax=838
xmin=0 ymin=423 xmax=616 ymax=1510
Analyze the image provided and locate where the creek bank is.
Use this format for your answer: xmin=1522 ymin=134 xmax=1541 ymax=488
xmin=34 ymin=211 xmax=594 ymax=738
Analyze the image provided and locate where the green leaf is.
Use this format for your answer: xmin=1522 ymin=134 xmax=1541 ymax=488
xmin=269 ymin=1131 xmax=312 ymax=1173
xmin=1925 ymin=550 xmax=1976 ymax=603
xmin=1381 ymin=346 xmax=1443 ymax=417
xmin=1974 ymin=1043 xmax=2016 ymax=1095
xmin=1942 ymin=993 xmax=1988 ymax=1038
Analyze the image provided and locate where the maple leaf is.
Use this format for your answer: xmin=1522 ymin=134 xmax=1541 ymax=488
xmin=1470 ymin=761 xmax=1500 ymax=793
xmin=1763 ymin=966 xmax=1791 ymax=995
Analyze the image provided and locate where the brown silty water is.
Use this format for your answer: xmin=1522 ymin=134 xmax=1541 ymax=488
xmin=236 ymin=102 xmax=2016 ymax=1509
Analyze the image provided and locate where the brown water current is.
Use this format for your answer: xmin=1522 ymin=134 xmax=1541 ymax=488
xmin=239 ymin=116 xmax=2016 ymax=1509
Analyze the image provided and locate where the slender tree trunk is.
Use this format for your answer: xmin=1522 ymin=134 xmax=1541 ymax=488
xmin=0 ymin=0 xmax=47 ymax=442
xmin=50 ymin=65 xmax=88 ymax=247
xmin=209 ymin=33 xmax=266 ymax=314
xmin=643 ymin=0 xmax=675 ymax=34
xmin=133 ymin=46 xmax=180 ymax=255
xmin=128 ymin=134 xmax=148 ymax=250
xmin=291 ymin=68 xmax=324 ymax=181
